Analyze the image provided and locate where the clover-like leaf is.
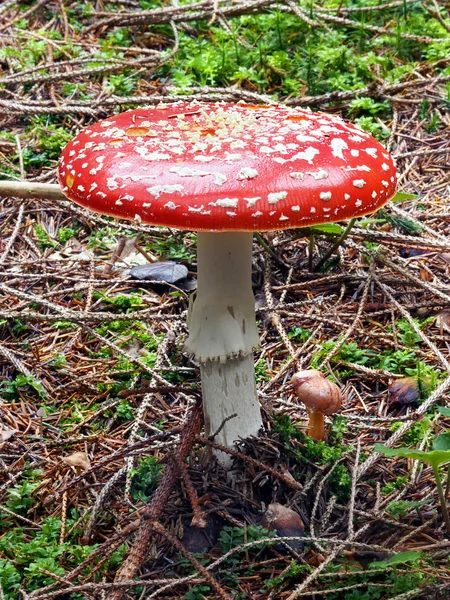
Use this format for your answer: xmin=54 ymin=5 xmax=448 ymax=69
xmin=368 ymin=550 xmax=422 ymax=569
xmin=432 ymin=433 xmax=450 ymax=452
xmin=308 ymin=224 xmax=343 ymax=235
xmin=390 ymin=192 xmax=419 ymax=203
xmin=438 ymin=407 xmax=450 ymax=417
xmin=375 ymin=443 xmax=450 ymax=470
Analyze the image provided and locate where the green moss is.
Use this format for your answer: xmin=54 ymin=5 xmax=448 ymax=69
xmin=130 ymin=456 xmax=164 ymax=502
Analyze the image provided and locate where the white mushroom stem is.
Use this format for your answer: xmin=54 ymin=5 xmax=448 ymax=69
xmin=185 ymin=232 xmax=260 ymax=362
xmin=185 ymin=232 xmax=262 ymax=462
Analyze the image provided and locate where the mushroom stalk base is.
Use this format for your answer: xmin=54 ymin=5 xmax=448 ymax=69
xmin=308 ymin=412 xmax=325 ymax=441
xmin=200 ymin=354 xmax=262 ymax=466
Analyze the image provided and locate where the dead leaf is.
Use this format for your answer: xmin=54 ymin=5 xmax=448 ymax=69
xmin=307 ymin=551 xmax=326 ymax=567
xmin=181 ymin=515 xmax=221 ymax=553
xmin=130 ymin=261 xmax=188 ymax=284
xmin=116 ymin=235 xmax=142 ymax=261
xmin=1 ymin=427 xmax=18 ymax=441
xmin=399 ymin=248 xmax=429 ymax=258
xmin=419 ymin=268 xmax=431 ymax=281
xmin=120 ymin=338 xmax=145 ymax=358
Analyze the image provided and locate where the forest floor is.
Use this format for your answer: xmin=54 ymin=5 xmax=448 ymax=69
xmin=1 ymin=1 xmax=450 ymax=599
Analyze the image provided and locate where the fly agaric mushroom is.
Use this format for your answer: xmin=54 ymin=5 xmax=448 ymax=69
xmin=291 ymin=370 xmax=342 ymax=440
xmin=57 ymin=101 xmax=396 ymax=464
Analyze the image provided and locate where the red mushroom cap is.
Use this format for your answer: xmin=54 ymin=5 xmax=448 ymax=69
xmin=58 ymin=101 xmax=397 ymax=231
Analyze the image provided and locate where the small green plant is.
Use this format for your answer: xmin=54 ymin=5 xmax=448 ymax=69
xmin=10 ymin=320 xmax=29 ymax=336
xmin=266 ymin=560 xmax=310 ymax=589
xmin=392 ymin=318 xmax=432 ymax=347
xmin=1 ymin=373 xmax=46 ymax=400
xmin=114 ymin=398 xmax=134 ymax=422
xmin=219 ymin=524 xmax=271 ymax=553
xmin=49 ymin=353 xmax=67 ymax=368
xmin=0 ymin=560 xmax=21 ymax=599
xmin=325 ymin=548 xmax=426 ymax=599
xmin=255 ymin=358 xmax=270 ymax=382
xmin=378 ymin=210 xmax=423 ymax=235
xmin=0 ymin=512 xmax=123 ymax=598
xmin=328 ymin=415 xmax=348 ymax=444
xmin=302 ymin=436 xmax=349 ymax=465
xmin=57 ymin=226 xmax=78 ymax=243
xmin=381 ymin=475 xmax=408 ymax=496
xmin=34 ymin=223 xmax=57 ymax=249
xmin=287 ymin=326 xmax=312 ymax=342
xmin=386 ymin=498 xmax=432 ymax=519
xmin=354 ymin=115 xmax=390 ymax=140
xmin=130 ymin=456 xmax=164 ymax=502
xmin=5 ymin=473 xmax=41 ymax=515
xmin=184 ymin=585 xmax=211 ymax=600
xmin=368 ymin=551 xmax=423 ymax=595
xmin=349 ymin=97 xmax=390 ymax=116
xmin=52 ymin=321 xmax=76 ymax=330
xmin=376 ymin=433 xmax=450 ymax=533
xmin=390 ymin=417 xmax=431 ymax=446
xmin=104 ymin=73 xmax=138 ymax=95
xmin=93 ymin=291 xmax=145 ymax=311
xmin=148 ymin=231 xmax=197 ymax=262
xmin=328 ymin=463 xmax=352 ymax=501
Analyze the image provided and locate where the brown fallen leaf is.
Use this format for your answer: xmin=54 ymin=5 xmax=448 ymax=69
xmin=419 ymin=268 xmax=431 ymax=281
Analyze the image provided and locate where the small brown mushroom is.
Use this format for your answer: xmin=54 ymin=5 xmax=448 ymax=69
xmin=261 ymin=503 xmax=304 ymax=551
xmin=62 ymin=451 xmax=91 ymax=476
xmin=388 ymin=377 xmax=419 ymax=406
xmin=291 ymin=370 xmax=342 ymax=440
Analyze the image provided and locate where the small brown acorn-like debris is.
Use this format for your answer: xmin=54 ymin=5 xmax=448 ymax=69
xmin=307 ymin=551 xmax=326 ymax=567
xmin=291 ymin=370 xmax=342 ymax=440
xmin=388 ymin=377 xmax=419 ymax=406
xmin=261 ymin=503 xmax=305 ymax=551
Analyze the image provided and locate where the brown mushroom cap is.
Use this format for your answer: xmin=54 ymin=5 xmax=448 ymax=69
xmin=291 ymin=370 xmax=342 ymax=415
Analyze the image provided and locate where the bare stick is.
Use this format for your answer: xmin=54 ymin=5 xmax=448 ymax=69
xmin=0 ymin=181 xmax=65 ymax=201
